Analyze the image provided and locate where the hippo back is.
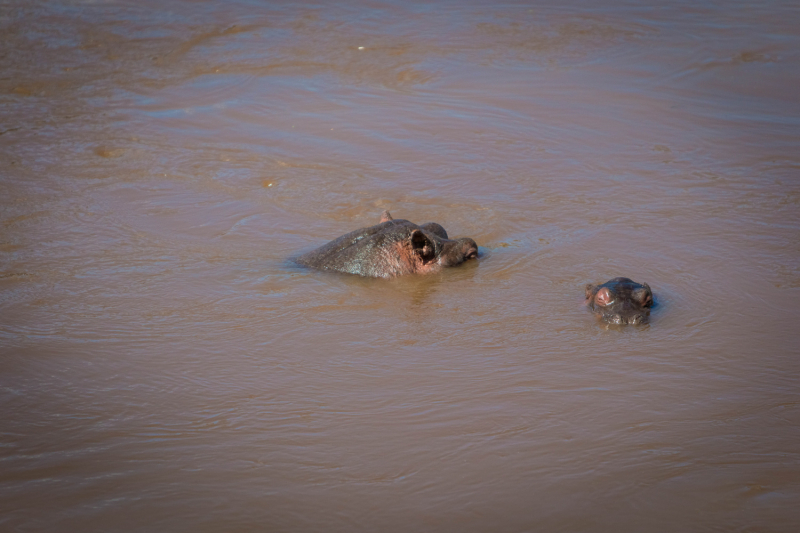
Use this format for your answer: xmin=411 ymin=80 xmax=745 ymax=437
xmin=296 ymin=219 xmax=423 ymax=278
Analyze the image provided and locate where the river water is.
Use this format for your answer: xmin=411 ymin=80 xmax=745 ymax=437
xmin=1 ymin=1 xmax=799 ymax=531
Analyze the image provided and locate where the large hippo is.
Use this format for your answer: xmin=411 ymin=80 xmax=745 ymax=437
xmin=585 ymin=277 xmax=654 ymax=325
xmin=295 ymin=211 xmax=478 ymax=278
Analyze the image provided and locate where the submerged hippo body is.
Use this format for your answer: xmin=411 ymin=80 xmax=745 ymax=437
xmin=295 ymin=211 xmax=478 ymax=279
xmin=585 ymin=277 xmax=653 ymax=325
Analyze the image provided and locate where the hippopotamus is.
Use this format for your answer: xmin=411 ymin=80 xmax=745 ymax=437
xmin=295 ymin=211 xmax=478 ymax=278
xmin=585 ymin=277 xmax=654 ymax=325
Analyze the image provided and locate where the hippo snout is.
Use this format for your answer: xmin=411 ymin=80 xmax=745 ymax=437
xmin=440 ymin=237 xmax=478 ymax=267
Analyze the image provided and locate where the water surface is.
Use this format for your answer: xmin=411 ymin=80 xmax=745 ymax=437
xmin=1 ymin=1 xmax=799 ymax=531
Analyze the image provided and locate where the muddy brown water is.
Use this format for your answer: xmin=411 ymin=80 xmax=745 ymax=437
xmin=1 ymin=1 xmax=799 ymax=531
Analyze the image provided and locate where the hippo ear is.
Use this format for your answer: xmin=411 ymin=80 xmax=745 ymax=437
xmin=595 ymin=287 xmax=614 ymax=307
xmin=585 ymin=284 xmax=597 ymax=299
xmin=633 ymin=286 xmax=653 ymax=307
xmin=409 ymin=229 xmax=435 ymax=260
xmin=380 ymin=210 xmax=393 ymax=223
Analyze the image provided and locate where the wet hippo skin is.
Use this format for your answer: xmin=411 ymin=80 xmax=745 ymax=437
xmin=296 ymin=211 xmax=478 ymax=278
xmin=585 ymin=277 xmax=654 ymax=325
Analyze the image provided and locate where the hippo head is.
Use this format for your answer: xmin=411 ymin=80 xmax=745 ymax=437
xmin=413 ymin=222 xmax=477 ymax=267
xmin=295 ymin=212 xmax=479 ymax=278
xmin=400 ymin=229 xmax=478 ymax=273
xmin=585 ymin=277 xmax=653 ymax=325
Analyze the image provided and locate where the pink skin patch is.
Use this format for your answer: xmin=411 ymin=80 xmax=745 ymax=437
xmin=594 ymin=287 xmax=614 ymax=307
xmin=387 ymin=240 xmax=441 ymax=277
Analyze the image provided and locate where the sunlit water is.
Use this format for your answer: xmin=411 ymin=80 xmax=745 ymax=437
xmin=1 ymin=1 xmax=799 ymax=531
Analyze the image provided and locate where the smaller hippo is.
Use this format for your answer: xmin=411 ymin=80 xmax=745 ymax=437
xmin=295 ymin=211 xmax=478 ymax=279
xmin=585 ymin=277 xmax=653 ymax=325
